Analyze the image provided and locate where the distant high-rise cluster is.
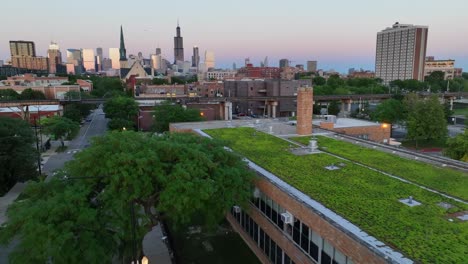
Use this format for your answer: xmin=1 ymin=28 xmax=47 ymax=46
xmin=375 ymin=22 xmax=428 ymax=84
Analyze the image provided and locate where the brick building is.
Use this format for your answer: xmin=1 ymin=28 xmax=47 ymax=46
xmin=237 ymin=64 xmax=281 ymax=79
xmin=169 ymin=118 xmax=460 ymax=264
xmin=224 ymin=79 xmax=311 ymax=117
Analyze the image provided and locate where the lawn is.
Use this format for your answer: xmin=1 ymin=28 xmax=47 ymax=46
xmin=205 ymin=127 xmax=468 ymax=264
xmin=291 ymin=135 xmax=468 ymax=200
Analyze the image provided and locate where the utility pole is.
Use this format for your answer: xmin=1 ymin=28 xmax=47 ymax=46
xmin=34 ymin=117 xmax=42 ymax=176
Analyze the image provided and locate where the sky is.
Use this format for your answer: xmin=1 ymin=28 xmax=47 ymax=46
xmin=1 ymin=0 xmax=467 ymax=73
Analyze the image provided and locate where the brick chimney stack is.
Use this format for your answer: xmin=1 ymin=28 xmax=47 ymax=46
xmin=296 ymin=87 xmax=313 ymax=135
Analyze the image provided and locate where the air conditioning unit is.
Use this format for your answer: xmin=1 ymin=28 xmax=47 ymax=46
xmin=281 ymin=212 xmax=294 ymax=224
xmin=233 ymin=205 xmax=241 ymax=213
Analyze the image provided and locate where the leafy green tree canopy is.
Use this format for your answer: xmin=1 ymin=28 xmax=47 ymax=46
xmin=0 ymin=89 xmax=19 ymax=100
xmin=1 ymin=131 xmax=254 ymax=263
xmin=444 ymin=129 xmax=468 ymax=162
xmin=18 ymin=88 xmax=46 ymax=100
xmin=41 ymin=116 xmax=79 ymax=146
xmin=153 ymin=102 xmax=203 ymax=132
xmin=103 ymin=96 xmax=139 ymax=130
xmin=405 ymin=95 xmax=447 ymax=146
xmin=371 ymin=98 xmax=404 ymax=125
xmin=0 ymin=117 xmax=37 ymax=195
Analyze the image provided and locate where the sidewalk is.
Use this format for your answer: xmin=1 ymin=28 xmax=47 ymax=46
xmin=0 ymin=140 xmax=61 ymax=226
xmin=0 ymin=183 xmax=26 ymax=226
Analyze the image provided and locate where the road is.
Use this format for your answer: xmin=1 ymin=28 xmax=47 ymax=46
xmin=0 ymin=105 xmax=108 ymax=263
xmin=43 ymin=105 xmax=108 ymax=177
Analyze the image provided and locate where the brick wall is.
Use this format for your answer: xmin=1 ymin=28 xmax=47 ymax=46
xmin=296 ymin=87 xmax=313 ymax=135
xmin=255 ymin=178 xmax=386 ymax=264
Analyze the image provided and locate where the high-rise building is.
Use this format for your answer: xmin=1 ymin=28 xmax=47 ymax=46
xmin=96 ymin=47 xmax=103 ymax=71
xmin=156 ymin=47 xmax=161 ymax=55
xmin=109 ymin=48 xmax=120 ymax=69
xmin=151 ymin=54 xmax=162 ymax=70
xmin=205 ymin=51 xmax=215 ymax=69
xmin=102 ymin=58 xmax=112 ymax=71
xmin=279 ymin=59 xmax=289 ymax=68
xmin=82 ymin=49 xmax=96 ymax=72
xmin=375 ymin=22 xmax=428 ymax=84
xmin=119 ymin=25 xmax=128 ymax=69
xmin=174 ymin=21 xmax=184 ymax=63
xmin=47 ymin=42 xmax=62 ymax=74
xmin=192 ymin=46 xmax=200 ymax=68
xmin=10 ymin=41 xmax=36 ymax=57
xmin=307 ymin=61 xmax=317 ymax=72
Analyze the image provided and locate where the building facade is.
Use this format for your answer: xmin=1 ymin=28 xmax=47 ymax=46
xmin=424 ymin=57 xmax=455 ymax=80
xmin=307 ymin=61 xmax=317 ymax=72
xmin=279 ymin=59 xmax=289 ymax=68
xmin=174 ymin=22 xmax=184 ymax=63
xmin=192 ymin=46 xmax=200 ymax=68
xmin=375 ymin=22 xmax=428 ymax=84
xmin=10 ymin=41 xmax=36 ymax=57
xmin=82 ymin=49 xmax=96 ymax=72
xmin=205 ymin=51 xmax=215 ymax=69
xmin=47 ymin=42 xmax=62 ymax=74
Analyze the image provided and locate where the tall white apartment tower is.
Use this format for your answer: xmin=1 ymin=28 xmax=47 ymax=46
xmin=375 ymin=22 xmax=428 ymax=84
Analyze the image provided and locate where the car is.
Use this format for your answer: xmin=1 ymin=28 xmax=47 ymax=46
xmin=85 ymin=118 xmax=92 ymax=122
xmin=250 ymin=114 xmax=258 ymax=118
xmin=238 ymin=113 xmax=246 ymax=117
xmin=287 ymin=121 xmax=297 ymax=126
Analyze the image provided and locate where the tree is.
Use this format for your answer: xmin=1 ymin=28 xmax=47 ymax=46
xmin=41 ymin=116 xmax=79 ymax=147
xmin=0 ymin=89 xmax=19 ymax=100
xmin=63 ymin=104 xmax=82 ymax=123
xmin=18 ymin=88 xmax=46 ymax=100
xmin=312 ymin=76 xmax=326 ymax=86
xmin=90 ymin=77 xmax=125 ymax=98
xmin=103 ymin=96 xmax=139 ymax=130
xmin=405 ymin=95 xmax=447 ymax=147
xmin=0 ymin=117 xmax=37 ymax=195
xmin=327 ymin=101 xmax=341 ymax=116
xmin=444 ymin=130 xmax=468 ymax=161
xmin=153 ymin=102 xmax=203 ymax=132
xmin=372 ymin=99 xmax=404 ymax=125
xmin=1 ymin=131 xmax=254 ymax=263
xmin=327 ymin=74 xmax=345 ymax=88
xmin=152 ymin=78 xmax=169 ymax=85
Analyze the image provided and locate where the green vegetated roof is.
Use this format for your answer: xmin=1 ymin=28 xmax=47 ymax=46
xmin=204 ymin=127 xmax=468 ymax=264
xmin=291 ymin=136 xmax=468 ymax=201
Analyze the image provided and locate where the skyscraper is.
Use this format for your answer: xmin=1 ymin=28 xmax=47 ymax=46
xmin=66 ymin=49 xmax=83 ymax=74
xmin=47 ymin=42 xmax=62 ymax=74
xmin=192 ymin=46 xmax=200 ymax=68
xmin=205 ymin=51 xmax=215 ymax=69
xmin=174 ymin=21 xmax=184 ymax=63
xmin=109 ymin=48 xmax=120 ymax=69
xmin=96 ymin=47 xmax=103 ymax=71
xmin=119 ymin=25 xmax=128 ymax=68
xmin=156 ymin=47 xmax=161 ymax=55
xmin=375 ymin=22 xmax=428 ymax=84
xmin=10 ymin=41 xmax=36 ymax=57
xmin=307 ymin=61 xmax=317 ymax=72
xmin=279 ymin=59 xmax=289 ymax=68
xmin=82 ymin=49 xmax=95 ymax=72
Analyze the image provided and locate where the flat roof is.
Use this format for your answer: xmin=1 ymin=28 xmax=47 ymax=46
xmin=200 ymin=126 xmax=468 ymax=264
xmin=313 ymin=117 xmax=382 ymax=128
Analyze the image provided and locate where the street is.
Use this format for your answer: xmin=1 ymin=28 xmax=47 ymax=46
xmin=43 ymin=105 xmax=108 ymax=177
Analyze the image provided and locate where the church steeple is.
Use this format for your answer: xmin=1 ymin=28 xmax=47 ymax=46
xmin=119 ymin=25 xmax=127 ymax=61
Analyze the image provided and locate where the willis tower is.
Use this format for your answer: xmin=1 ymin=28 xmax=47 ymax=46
xmin=174 ymin=21 xmax=184 ymax=63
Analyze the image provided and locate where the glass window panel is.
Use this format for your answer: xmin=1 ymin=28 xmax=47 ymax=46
xmin=334 ymin=249 xmax=346 ymax=264
xmin=259 ymin=229 xmax=265 ymax=251
xmin=284 ymin=254 xmax=291 ymax=264
xmin=321 ymin=251 xmax=332 ymax=264
xmin=270 ymin=240 xmax=276 ymax=263
xmin=323 ymin=240 xmax=333 ymax=256
xmin=309 ymin=240 xmax=319 ymax=261
xmin=275 ymin=245 xmax=282 ymax=264
xmin=312 ymin=231 xmax=322 ymax=246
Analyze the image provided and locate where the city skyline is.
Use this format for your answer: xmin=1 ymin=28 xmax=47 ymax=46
xmin=0 ymin=0 xmax=467 ymax=73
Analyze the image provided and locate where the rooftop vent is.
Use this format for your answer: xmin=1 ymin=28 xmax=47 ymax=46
xmin=399 ymin=196 xmax=421 ymax=207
